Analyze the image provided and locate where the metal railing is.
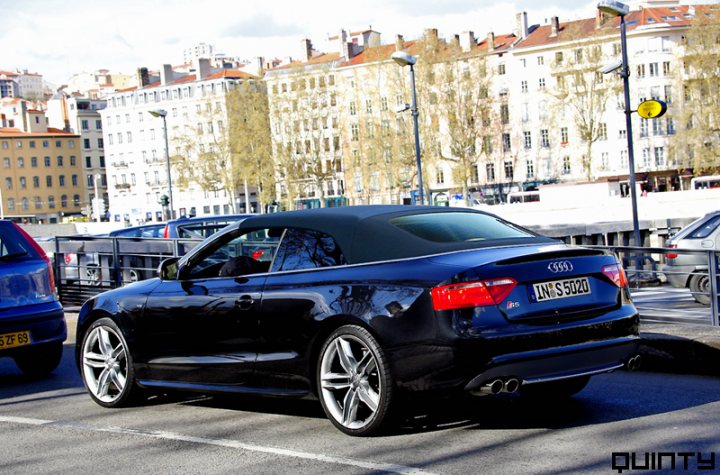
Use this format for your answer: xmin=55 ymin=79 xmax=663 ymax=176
xmin=588 ymin=245 xmax=719 ymax=326
xmin=38 ymin=237 xmax=719 ymax=325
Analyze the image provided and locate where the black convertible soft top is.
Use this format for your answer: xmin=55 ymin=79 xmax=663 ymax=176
xmin=238 ymin=205 xmax=554 ymax=265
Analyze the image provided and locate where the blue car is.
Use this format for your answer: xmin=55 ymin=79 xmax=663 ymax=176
xmin=0 ymin=221 xmax=66 ymax=376
xmin=162 ymin=214 xmax=253 ymax=239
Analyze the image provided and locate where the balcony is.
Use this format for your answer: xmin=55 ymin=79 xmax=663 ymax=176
xmin=115 ymin=183 xmax=131 ymax=190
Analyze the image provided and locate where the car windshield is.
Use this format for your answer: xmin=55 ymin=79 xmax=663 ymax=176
xmin=687 ymin=214 xmax=720 ymax=239
xmin=390 ymin=212 xmax=534 ymax=243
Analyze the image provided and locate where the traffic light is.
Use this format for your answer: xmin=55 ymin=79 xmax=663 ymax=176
xmin=159 ymin=195 xmax=169 ymax=206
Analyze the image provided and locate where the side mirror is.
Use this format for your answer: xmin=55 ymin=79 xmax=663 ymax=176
xmin=158 ymin=257 xmax=180 ymax=280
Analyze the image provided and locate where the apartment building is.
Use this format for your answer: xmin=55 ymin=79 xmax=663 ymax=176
xmin=46 ymin=95 xmax=109 ymax=220
xmin=100 ymin=59 xmax=258 ymax=224
xmin=0 ymin=70 xmax=44 ymax=100
xmin=0 ymin=119 xmax=84 ymax=222
xmin=264 ymin=3 xmax=701 ymax=207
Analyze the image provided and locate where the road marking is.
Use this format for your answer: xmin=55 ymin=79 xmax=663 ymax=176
xmin=0 ymin=415 xmax=435 ymax=474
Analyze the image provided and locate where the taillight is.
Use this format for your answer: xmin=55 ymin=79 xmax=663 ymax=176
xmin=602 ymin=264 xmax=628 ymax=288
xmin=163 ymin=225 xmax=169 ymax=238
xmin=665 ymin=243 xmax=678 ymax=259
xmin=252 ymin=249 xmax=264 ymax=260
xmin=64 ymin=253 xmax=73 ymax=264
xmin=432 ymin=278 xmax=517 ymax=311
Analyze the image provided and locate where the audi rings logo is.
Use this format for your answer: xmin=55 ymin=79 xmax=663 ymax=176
xmin=548 ymin=260 xmax=574 ymax=273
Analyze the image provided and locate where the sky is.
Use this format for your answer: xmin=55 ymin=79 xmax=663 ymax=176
xmin=0 ymin=0 xmax=674 ymax=86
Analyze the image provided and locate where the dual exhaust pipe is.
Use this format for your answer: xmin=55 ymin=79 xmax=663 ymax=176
xmin=474 ymin=377 xmax=521 ymax=396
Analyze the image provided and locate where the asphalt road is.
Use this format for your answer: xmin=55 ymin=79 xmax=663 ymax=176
xmin=631 ymin=285 xmax=714 ymax=325
xmin=2 ymin=339 xmax=720 ymax=475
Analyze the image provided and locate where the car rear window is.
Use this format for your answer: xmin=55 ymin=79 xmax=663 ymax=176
xmin=390 ymin=212 xmax=534 ymax=243
xmin=0 ymin=224 xmax=36 ymax=261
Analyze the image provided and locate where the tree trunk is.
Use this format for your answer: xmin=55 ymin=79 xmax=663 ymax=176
xmin=243 ymin=177 xmax=251 ymax=213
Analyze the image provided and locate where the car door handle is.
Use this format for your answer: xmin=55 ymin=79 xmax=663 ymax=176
xmin=235 ymin=295 xmax=254 ymax=310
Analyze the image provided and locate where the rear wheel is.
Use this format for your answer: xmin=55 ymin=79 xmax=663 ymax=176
xmin=14 ymin=341 xmax=63 ymax=377
xmin=519 ymin=376 xmax=590 ymax=399
xmin=689 ymin=273 xmax=710 ymax=306
xmin=80 ymin=317 xmax=141 ymax=407
xmin=317 ymin=325 xmax=393 ymax=436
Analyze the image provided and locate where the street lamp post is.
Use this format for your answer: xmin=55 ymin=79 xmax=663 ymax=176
xmin=391 ymin=51 xmax=425 ymax=206
xmin=598 ymin=0 xmax=641 ymax=251
xmin=93 ymin=173 xmax=102 ymax=223
xmin=148 ymin=109 xmax=174 ymax=220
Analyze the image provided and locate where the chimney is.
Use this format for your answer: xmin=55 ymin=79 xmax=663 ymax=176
xmin=300 ymin=38 xmax=313 ymax=62
xmin=460 ymin=31 xmax=475 ymax=52
xmin=252 ymin=56 xmax=264 ymax=76
xmin=516 ymin=12 xmax=529 ymax=39
xmin=193 ymin=57 xmax=211 ymax=79
xmin=136 ymin=67 xmax=149 ymax=87
xmin=487 ymin=32 xmax=495 ymax=52
xmin=550 ymin=16 xmax=560 ymax=37
xmin=395 ymin=34 xmax=405 ymax=51
xmin=338 ymin=29 xmax=352 ymax=60
xmin=451 ymin=34 xmax=460 ymax=50
xmin=424 ymin=28 xmax=439 ymax=46
xmin=160 ymin=64 xmax=173 ymax=85
xmin=595 ymin=9 xmax=604 ymax=29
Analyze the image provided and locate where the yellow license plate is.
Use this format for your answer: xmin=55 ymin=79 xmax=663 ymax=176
xmin=0 ymin=331 xmax=31 ymax=350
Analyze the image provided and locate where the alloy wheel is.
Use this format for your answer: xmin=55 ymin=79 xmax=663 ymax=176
xmin=82 ymin=325 xmax=128 ymax=404
xmin=319 ymin=334 xmax=382 ymax=431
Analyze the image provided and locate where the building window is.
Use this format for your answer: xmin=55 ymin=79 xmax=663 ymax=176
xmin=57 ymin=156 xmax=63 ymax=167
xmin=561 ymin=127 xmax=568 ymax=143
xmin=70 ymin=156 xmax=76 ymax=166
xmin=504 ymin=161 xmax=514 ymax=180
xmin=538 ymin=78 xmax=546 ymax=89
xmin=46 ymin=176 xmax=52 ymax=187
xmin=637 ymin=64 xmax=646 ymax=78
xmin=72 ymin=174 xmax=78 ymax=186
xmin=640 ymin=118 xmax=649 ymax=137
xmin=562 ymin=156 xmax=571 ymax=175
xmin=663 ymin=61 xmax=671 ymax=75
xmin=523 ymin=131 xmax=532 ymax=149
xmin=19 ymin=177 xmax=26 ymax=189
xmin=642 ymin=148 xmax=651 ymax=168
xmin=654 ymin=147 xmax=665 ymax=166
xmin=349 ymin=102 xmax=357 ymax=116
xmin=7 ymin=198 xmax=14 ymax=211
xmin=649 ymin=63 xmax=659 ymax=77
xmin=73 ymin=194 xmax=80 ymax=206
xmin=521 ymin=80 xmax=528 ymax=93
xmin=502 ymin=133 xmax=511 ymax=152
xmin=598 ymin=123 xmax=607 ymax=140
xmin=2 ymin=157 xmax=9 ymax=168
xmin=33 ymin=176 xmax=39 ymax=188
xmin=365 ymin=99 xmax=372 ymax=113
xmin=498 ymin=63 xmax=506 ymax=75
xmin=500 ymin=104 xmax=509 ymax=124
xmin=526 ymin=159 xmax=535 ymax=178
xmin=436 ymin=167 xmax=445 ymax=184
xmin=44 ymin=156 xmax=51 ymax=167
xmin=61 ymin=195 xmax=68 ymax=208
xmin=34 ymin=196 xmax=41 ymax=209
xmin=537 ymin=56 xmax=544 ymax=65
xmin=5 ymin=177 xmax=12 ymax=190
xmin=667 ymin=118 xmax=676 ymax=135
xmin=81 ymin=120 xmax=89 ymax=130
xmin=555 ymin=51 xmax=563 ymax=64
xmin=620 ymin=150 xmax=628 ymax=169
xmin=601 ymin=152 xmax=609 ymax=170
xmin=486 ymin=163 xmax=495 ymax=181
xmin=96 ymin=119 xmax=102 ymax=130
xmin=351 ymin=124 xmax=359 ymax=141
xmin=540 ymin=129 xmax=550 ymax=148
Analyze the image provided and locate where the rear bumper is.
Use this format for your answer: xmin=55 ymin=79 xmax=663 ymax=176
xmin=463 ymin=336 xmax=638 ymax=390
xmin=0 ymin=302 xmax=66 ymax=354
xmin=662 ymin=264 xmax=699 ymax=289
xmin=389 ymin=307 xmax=639 ymax=393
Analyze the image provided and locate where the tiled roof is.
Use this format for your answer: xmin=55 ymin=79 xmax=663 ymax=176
xmin=114 ymin=69 xmax=256 ymax=93
xmin=0 ymin=127 xmax=77 ymax=137
xmin=517 ymin=5 xmax=696 ymax=49
xmin=272 ymin=52 xmax=342 ymax=70
xmin=205 ymin=69 xmax=257 ymax=80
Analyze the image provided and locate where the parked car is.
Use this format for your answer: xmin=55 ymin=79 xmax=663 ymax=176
xmin=0 ymin=221 xmax=66 ymax=376
xmin=663 ymin=210 xmax=720 ymax=305
xmin=108 ymin=223 xmax=167 ymax=283
xmin=163 ymin=214 xmax=253 ymax=239
xmin=76 ymin=206 xmax=639 ymax=436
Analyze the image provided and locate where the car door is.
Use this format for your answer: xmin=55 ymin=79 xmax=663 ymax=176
xmin=135 ymin=229 xmax=273 ymax=387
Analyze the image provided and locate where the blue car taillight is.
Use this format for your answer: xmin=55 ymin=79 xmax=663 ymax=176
xmin=432 ymin=278 xmax=517 ymax=311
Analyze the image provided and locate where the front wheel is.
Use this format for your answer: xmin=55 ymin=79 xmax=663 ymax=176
xmin=519 ymin=375 xmax=591 ymax=399
xmin=80 ymin=317 xmax=141 ymax=407
xmin=689 ymin=273 xmax=711 ymax=306
xmin=317 ymin=325 xmax=393 ymax=436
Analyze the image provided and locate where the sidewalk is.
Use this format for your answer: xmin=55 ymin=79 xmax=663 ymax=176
xmin=62 ymin=311 xmax=720 ymax=377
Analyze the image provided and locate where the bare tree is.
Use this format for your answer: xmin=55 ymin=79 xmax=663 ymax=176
xmin=549 ymin=21 xmax=621 ymax=181
xmin=672 ymin=6 xmax=720 ymax=175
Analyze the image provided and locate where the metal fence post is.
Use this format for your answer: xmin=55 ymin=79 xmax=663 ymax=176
xmin=710 ymin=250 xmax=719 ymax=327
xmin=112 ymin=237 xmax=121 ymax=288
xmin=54 ymin=237 xmax=62 ymax=298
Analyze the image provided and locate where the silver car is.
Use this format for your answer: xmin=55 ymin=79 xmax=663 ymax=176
xmin=663 ymin=211 xmax=720 ymax=305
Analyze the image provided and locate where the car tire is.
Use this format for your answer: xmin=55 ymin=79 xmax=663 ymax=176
xmin=689 ymin=273 xmax=711 ymax=306
xmin=14 ymin=341 xmax=63 ymax=377
xmin=519 ymin=375 xmax=590 ymax=399
xmin=80 ymin=317 xmax=142 ymax=408
xmin=317 ymin=325 xmax=394 ymax=436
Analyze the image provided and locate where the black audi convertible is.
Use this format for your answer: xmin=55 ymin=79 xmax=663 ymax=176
xmin=76 ymin=206 xmax=639 ymax=436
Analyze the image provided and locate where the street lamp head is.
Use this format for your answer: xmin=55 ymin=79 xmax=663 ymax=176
xmin=148 ymin=109 xmax=168 ymax=118
xmin=391 ymin=51 xmax=417 ymax=67
xmin=597 ymin=0 xmax=629 ymax=17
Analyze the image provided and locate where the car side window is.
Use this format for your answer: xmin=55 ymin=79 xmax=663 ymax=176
xmin=688 ymin=215 xmax=720 ymax=239
xmin=186 ymin=228 xmax=279 ymax=279
xmin=272 ymin=229 xmax=345 ymax=272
